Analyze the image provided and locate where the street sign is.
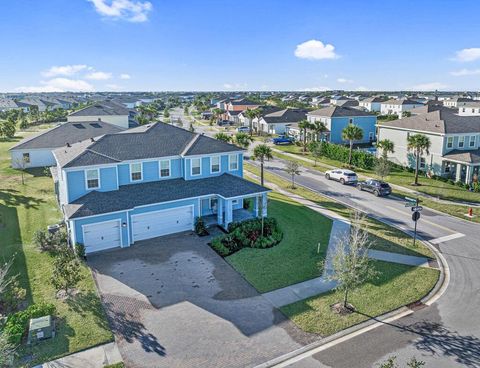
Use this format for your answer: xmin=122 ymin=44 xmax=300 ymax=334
xmin=412 ymin=211 xmax=421 ymax=222
xmin=405 ymin=196 xmax=417 ymax=207
xmin=411 ymin=206 xmax=423 ymax=212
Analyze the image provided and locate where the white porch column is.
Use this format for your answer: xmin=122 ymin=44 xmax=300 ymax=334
xmin=261 ymin=193 xmax=268 ymax=217
xmin=465 ymin=165 xmax=472 ymax=184
xmin=225 ymin=200 xmax=233 ymax=228
xmin=455 ymin=164 xmax=462 ymax=182
xmin=254 ymin=196 xmax=259 ymax=217
xmin=217 ymin=199 xmax=223 ymax=227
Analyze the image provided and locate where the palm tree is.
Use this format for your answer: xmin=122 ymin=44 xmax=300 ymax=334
xmin=407 ymin=134 xmax=431 ymax=186
xmin=211 ymin=108 xmax=224 ymax=125
xmin=214 ymin=132 xmax=232 ymax=143
xmin=298 ymin=120 xmax=313 ymax=153
xmin=253 ymin=144 xmax=273 ymax=186
xmin=342 ymin=124 xmax=364 ymax=166
xmin=244 ymin=108 xmax=262 ymax=136
xmin=235 ymin=132 xmax=254 ymax=149
xmin=311 ymin=120 xmax=328 ymax=142
xmin=376 ymin=139 xmax=395 ymax=159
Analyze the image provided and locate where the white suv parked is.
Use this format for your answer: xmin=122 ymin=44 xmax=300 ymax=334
xmin=325 ymin=169 xmax=358 ymax=185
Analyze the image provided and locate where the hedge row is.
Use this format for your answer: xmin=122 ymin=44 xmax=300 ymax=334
xmin=310 ymin=142 xmax=376 ymax=170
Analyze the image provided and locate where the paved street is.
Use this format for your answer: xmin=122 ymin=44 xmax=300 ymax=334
xmin=248 ymin=154 xmax=480 ymax=368
xmin=88 ymin=230 xmax=317 ymax=368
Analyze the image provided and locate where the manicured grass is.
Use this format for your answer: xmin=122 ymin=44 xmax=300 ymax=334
xmin=226 ymin=191 xmax=333 ymax=293
xmin=281 ymin=260 xmax=440 ymax=336
xmin=270 ymin=148 xmax=480 ymax=223
xmin=273 ymin=144 xmax=480 ymax=204
xmin=0 ymin=128 xmax=112 ymax=366
xmin=244 ymin=163 xmax=434 ymax=258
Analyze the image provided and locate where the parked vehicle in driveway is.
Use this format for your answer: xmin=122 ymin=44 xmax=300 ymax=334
xmin=357 ymin=179 xmax=392 ymax=196
xmin=325 ymin=169 xmax=358 ymax=185
xmin=272 ymin=136 xmax=293 ymax=145
xmin=217 ymin=120 xmax=233 ymax=126
xmin=237 ymin=126 xmax=251 ymax=133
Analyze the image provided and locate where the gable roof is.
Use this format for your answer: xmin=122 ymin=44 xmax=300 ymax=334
xmin=443 ymin=148 xmax=480 ymax=164
xmin=53 ymin=122 xmax=242 ymax=168
xmin=0 ymin=98 xmax=18 ymax=109
xmin=10 ymin=121 xmax=125 ymax=151
xmin=261 ymin=108 xmax=308 ymax=124
xmin=377 ymin=108 xmax=480 ymax=134
xmin=68 ymin=100 xmax=130 ymax=117
xmin=229 ymin=98 xmax=260 ymax=106
xmin=361 ymin=97 xmax=386 ymax=103
xmin=308 ymin=105 xmax=374 ymax=118
xmin=381 ymin=98 xmax=424 ymax=106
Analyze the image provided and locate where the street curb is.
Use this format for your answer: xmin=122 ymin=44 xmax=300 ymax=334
xmin=246 ymin=165 xmax=450 ymax=368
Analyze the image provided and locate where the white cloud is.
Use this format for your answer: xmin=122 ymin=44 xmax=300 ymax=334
xmin=88 ymin=0 xmax=153 ymax=22
xmin=410 ymin=82 xmax=447 ymax=91
xmin=294 ymin=40 xmax=339 ymax=60
xmin=16 ymin=78 xmax=95 ymax=92
xmin=120 ymin=73 xmax=131 ymax=79
xmin=42 ymin=64 xmax=89 ymax=77
xmin=223 ymin=82 xmax=248 ymax=90
xmin=450 ymin=68 xmax=480 ymax=76
xmin=453 ymin=48 xmax=480 ymax=62
xmin=85 ymin=71 xmax=112 ymax=80
xmin=337 ymin=78 xmax=353 ymax=84
xmin=301 ymin=86 xmax=331 ymax=92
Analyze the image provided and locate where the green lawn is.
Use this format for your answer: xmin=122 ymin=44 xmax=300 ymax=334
xmin=226 ymin=191 xmax=333 ymax=293
xmin=0 ymin=127 xmax=112 ymax=366
xmin=281 ymin=261 xmax=440 ymax=336
xmin=244 ymin=163 xmax=434 ymax=258
xmin=270 ymin=147 xmax=480 ymax=222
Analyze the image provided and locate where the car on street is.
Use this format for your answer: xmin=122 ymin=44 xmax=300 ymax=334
xmin=272 ymin=136 xmax=294 ymax=145
xmin=237 ymin=126 xmax=251 ymax=133
xmin=217 ymin=120 xmax=233 ymax=126
xmin=325 ymin=169 xmax=358 ymax=185
xmin=357 ymin=179 xmax=392 ymax=196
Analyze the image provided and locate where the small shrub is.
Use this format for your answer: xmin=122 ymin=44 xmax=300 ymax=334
xmin=32 ymin=230 xmax=50 ymax=251
xmin=210 ymin=237 xmax=230 ymax=257
xmin=51 ymin=246 xmax=83 ymax=296
xmin=455 ymin=181 xmax=464 ymax=188
xmin=32 ymin=228 xmax=68 ymax=252
xmin=75 ymin=243 xmax=85 ymax=259
xmin=4 ymin=303 xmax=56 ymax=344
xmin=0 ymin=278 xmax=26 ymax=314
xmin=464 ymin=183 xmax=471 ymax=190
xmin=194 ymin=217 xmax=208 ymax=236
xmin=447 ymin=179 xmax=455 ymax=186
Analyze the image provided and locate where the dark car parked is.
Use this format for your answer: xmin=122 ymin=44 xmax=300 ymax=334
xmin=357 ymin=179 xmax=392 ymax=196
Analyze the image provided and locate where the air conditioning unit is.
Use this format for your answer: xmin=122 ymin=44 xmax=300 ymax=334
xmin=27 ymin=315 xmax=55 ymax=345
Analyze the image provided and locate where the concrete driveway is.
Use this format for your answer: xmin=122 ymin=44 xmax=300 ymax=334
xmin=88 ymin=230 xmax=316 ymax=368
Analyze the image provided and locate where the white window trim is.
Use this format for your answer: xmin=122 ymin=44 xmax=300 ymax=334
xmin=159 ymin=159 xmax=171 ymax=178
xmin=190 ymin=157 xmax=202 ymax=176
xmin=210 ymin=156 xmax=221 ymax=174
xmin=419 ymin=157 xmax=426 ymax=169
xmin=447 ymin=137 xmax=453 ymax=148
xmin=458 ymin=136 xmax=465 ymax=148
xmin=229 ymin=154 xmax=239 ymax=171
xmin=470 ymin=136 xmax=476 ymax=147
xmin=232 ymin=199 xmax=239 ymax=205
xmin=130 ymin=162 xmax=143 ymax=182
xmin=85 ymin=168 xmax=100 ymax=190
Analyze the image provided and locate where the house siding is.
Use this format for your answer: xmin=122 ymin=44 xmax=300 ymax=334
xmin=10 ymin=149 xmax=56 ymax=168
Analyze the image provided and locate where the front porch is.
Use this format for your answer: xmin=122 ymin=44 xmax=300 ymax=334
xmin=442 ymin=160 xmax=480 ymax=184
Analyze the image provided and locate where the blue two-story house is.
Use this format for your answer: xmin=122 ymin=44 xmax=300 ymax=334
xmin=52 ymin=123 xmax=269 ymax=254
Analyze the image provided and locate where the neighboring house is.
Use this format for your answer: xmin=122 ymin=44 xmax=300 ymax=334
xmin=0 ymin=98 xmax=20 ymax=111
xmin=359 ymin=97 xmax=385 ymax=112
xmin=310 ymin=97 xmax=330 ymax=107
xmin=335 ymin=99 xmax=359 ymax=108
xmin=256 ymin=108 xmax=307 ymax=135
xmin=225 ymin=98 xmax=261 ymax=112
xmin=380 ymin=98 xmax=424 ymax=116
xmin=52 ymin=123 xmax=269 ymax=254
xmin=443 ymin=97 xmax=472 ymax=108
xmin=377 ymin=108 xmax=480 ymax=183
xmin=226 ymin=110 xmax=243 ymax=124
xmin=458 ymin=101 xmax=480 ymax=116
xmin=331 ymin=96 xmax=354 ymax=106
xmin=9 ymin=121 xmax=124 ymax=168
xmin=306 ymin=106 xmax=377 ymax=144
xmin=240 ymin=105 xmax=282 ymax=128
xmin=67 ymin=101 xmax=134 ymax=129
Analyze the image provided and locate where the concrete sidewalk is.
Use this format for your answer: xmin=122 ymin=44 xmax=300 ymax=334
xmin=367 ymin=249 xmax=431 ymax=267
xmin=38 ymin=342 xmax=122 ymax=368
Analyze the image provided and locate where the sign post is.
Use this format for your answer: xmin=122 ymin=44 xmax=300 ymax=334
xmin=410 ymin=196 xmax=422 ymax=247
xmin=412 ymin=210 xmax=421 ymax=247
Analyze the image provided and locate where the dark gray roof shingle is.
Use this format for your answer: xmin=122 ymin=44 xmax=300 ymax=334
xmin=443 ymin=148 xmax=480 ymax=164
xmin=308 ymin=106 xmax=374 ymax=118
xmin=262 ymin=108 xmax=308 ymax=124
xmin=68 ymin=100 xmax=130 ymax=117
xmin=64 ymin=173 xmax=269 ymax=219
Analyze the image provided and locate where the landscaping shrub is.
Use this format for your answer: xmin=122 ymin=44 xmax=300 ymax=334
xmin=0 ymin=278 xmax=26 ymax=314
xmin=33 ymin=228 xmax=67 ymax=252
xmin=74 ymin=243 xmax=85 ymax=259
xmin=210 ymin=217 xmax=283 ymax=256
xmin=315 ymin=142 xmax=376 ymax=170
xmin=4 ymin=303 xmax=56 ymax=344
xmin=194 ymin=217 xmax=208 ymax=236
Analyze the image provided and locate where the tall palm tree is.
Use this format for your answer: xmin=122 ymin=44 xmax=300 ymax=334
xmin=244 ymin=108 xmax=262 ymax=136
xmin=311 ymin=120 xmax=328 ymax=142
xmin=376 ymin=139 xmax=395 ymax=159
xmin=407 ymin=134 xmax=431 ymax=186
xmin=211 ymin=108 xmax=224 ymax=125
xmin=298 ymin=120 xmax=313 ymax=153
xmin=253 ymin=144 xmax=273 ymax=186
xmin=342 ymin=124 xmax=364 ymax=166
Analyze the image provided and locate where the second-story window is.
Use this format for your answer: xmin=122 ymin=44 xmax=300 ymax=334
xmin=160 ymin=160 xmax=170 ymax=177
xmin=447 ymin=137 xmax=453 ymax=148
xmin=211 ymin=156 xmax=220 ymax=173
xmin=459 ymin=136 xmax=465 ymax=148
xmin=191 ymin=158 xmax=201 ymax=176
xmin=130 ymin=163 xmax=142 ymax=181
xmin=470 ymin=135 xmax=476 ymax=147
xmin=86 ymin=169 xmax=99 ymax=189
xmin=229 ymin=154 xmax=238 ymax=171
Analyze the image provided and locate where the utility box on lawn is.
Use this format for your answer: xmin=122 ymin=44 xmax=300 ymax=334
xmin=27 ymin=315 xmax=55 ymax=345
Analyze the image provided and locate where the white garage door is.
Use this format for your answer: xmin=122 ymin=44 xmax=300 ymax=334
xmin=83 ymin=220 xmax=122 ymax=254
xmin=132 ymin=206 xmax=194 ymax=242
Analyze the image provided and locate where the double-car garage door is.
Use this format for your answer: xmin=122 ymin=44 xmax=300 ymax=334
xmin=82 ymin=206 xmax=194 ymax=253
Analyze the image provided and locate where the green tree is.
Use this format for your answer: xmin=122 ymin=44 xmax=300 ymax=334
xmin=244 ymin=108 xmax=262 ymax=136
xmin=184 ymin=105 xmax=189 ymax=115
xmin=375 ymin=157 xmax=392 ymax=180
xmin=0 ymin=119 xmax=16 ymax=138
xmin=298 ymin=120 xmax=313 ymax=153
xmin=163 ymin=107 xmax=170 ymax=119
xmin=189 ymin=123 xmax=195 ymax=132
xmin=407 ymin=134 xmax=431 ymax=186
xmin=253 ymin=144 xmax=273 ymax=186
xmin=214 ymin=132 xmax=232 ymax=143
xmin=285 ymin=160 xmax=301 ymax=188
xmin=310 ymin=141 xmax=324 ymax=166
xmin=342 ymin=124 xmax=364 ymax=165
xmin=311 ymin=120 xmax=328 ymax=142
xmin=51 ymin=246 xmax=83 ymax=297
xmin=325 ymin=212 xmax=377 ymax=310
xmin=377 ymin=139 xmax=395 ymax=159
xmin=235 ymin=132 xmax=254 ymax=149
xmin=29 ymin=105 xmax=40 ymax=123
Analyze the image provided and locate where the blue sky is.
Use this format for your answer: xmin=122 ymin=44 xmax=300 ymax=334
xmin=1 ymin=0 xmax=480 ymax=92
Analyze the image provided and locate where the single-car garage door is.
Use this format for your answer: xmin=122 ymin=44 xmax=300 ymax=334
xmin=132 ymin=206 xmax=194 ymax=242
xmin=83 ymin=220 xmax=122 ymax=254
